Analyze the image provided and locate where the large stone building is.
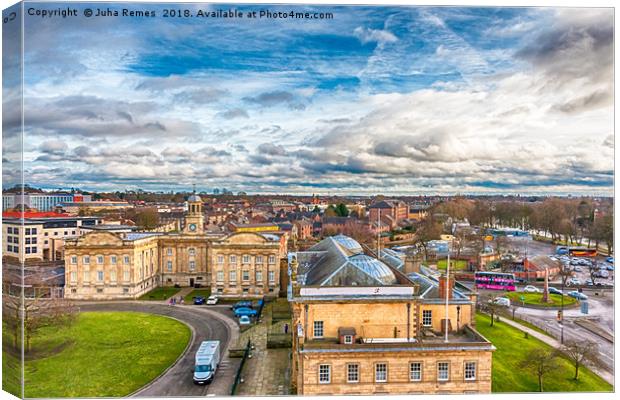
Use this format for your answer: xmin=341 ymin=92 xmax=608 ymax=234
xmin=63 ymin=194 xmax=287 ymax=299
xmin=288 ymin=235 xmax=494 ymax=395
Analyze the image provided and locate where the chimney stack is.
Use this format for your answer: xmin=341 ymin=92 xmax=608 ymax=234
xmin=404 ymin=253 xmax=421 ymax=274
xmin=438 ymin=274 xmax=454 ymax=300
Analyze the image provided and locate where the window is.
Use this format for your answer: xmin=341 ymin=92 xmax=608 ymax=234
xmin=229 ymin=255 xmax=237 ymax=264
xmin=25 ymin=247 xmax=31 ymax=254
xmin=410 ymin=362 xmax=422 ymax=382
xmin=347 ymin=364 xmax=359 ymax=383
xmin=189 ymin=248 xmax=196 ymax=256
xmin=124 ymin=256 xmax=130 ymax=264
xmin=375 ymin=363 xmax=388 ymax=383
xmin=344 ymin=335 xmax=353 ymax=344
xmin=123 ymin=287 xmax=129 ymax=294
xmin=14 ymin=237 xmax=19 ymax=244
xmin=7 ymin=236 xmax=12 ymax=244
xmin=313 ymin=321 xmax=324 ymax=338
xmin=13 ymin=228 xmax=18 ymax=234
xmin=318 ymin=365 xmax=331 ymax=384
xmin=242 ymin=270 xmax=250 ymax=281
xmin=268 ymin=270 xmax=275 ymax=282
xmin=437 ymin=362 xmax=449 ymax=381
xmin=31 ymin=228 xmax=37 ymax=235
xmin=216 ymin=270 xmax=224 ymax=282
xmin=64 ymin=231 xmax=68 ymax=235
xmin=256 ymin=271 xmax=263 ymax=282
xmin=268 ymin=255 xmax=276 ymax=264
xmin=229 ymin=270 xmax=237 ymax=282
xmin=422 ymin=310 xmax=432 ymax=327
xmin=31 ymin=247 xmax=37 ymax=253
xmin=44 ymin=232 xmax=48 ymax=236
xmin=242 ymin=288 xmax=249 ymax=294
xmin=97 ymin=271 xmax=104 ymax=281
xmin=72 ymin=230 xmax=76 ymax=235
xmin=217 ymin=255 xmax=224 ymax=264
xmin=71 ymin=256 xmax=78 ymax=264
xmin=25 ymin=238 xmax=31 ymax=245
xmin=110 ymin=270 xmax=117 ymax=282
xmin=70 ymin=271 xmax=77 ymax=282
xmin=256 ymin=255 xmax=263 ymax=264
xmin=167 ymin=261 xmax=173 ymax=272
xmin=464 ymin=362 xmax=476 ymax=381
xmin=31 ymin=237 xmax=37 ymax=244
xmin=189 ymin=261 xmax=196 ymax=271
xmin=242 ymin=254 xmax=250 ymax=264
xmin=111 ymin=256 xmax=117 ymax=264
xmin=54 ymin=232 xmax=58 ymax=236
xmin=123 ymin=269 xmax=130 ymax=281
xmin=25 ymin=228 xmax=30 ymax=235
xmin=167 ymin=248 xmax=173 ymax=256
xmin=7 ymin=227 xmax=12 ymax=234
xmin=97 ymin=255 xmax=104 ymax=264
xmin=83 ymin=256 xmax=90 ymax=265
xmin=83 ymin=270 xmax=90 ymax=282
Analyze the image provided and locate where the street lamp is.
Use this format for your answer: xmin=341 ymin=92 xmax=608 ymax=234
xmin=560 ymin=262 xmax=565 ymax=344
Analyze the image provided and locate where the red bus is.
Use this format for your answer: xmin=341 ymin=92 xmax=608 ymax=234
xmin=474 ymin=272 xmax=516 ymax=291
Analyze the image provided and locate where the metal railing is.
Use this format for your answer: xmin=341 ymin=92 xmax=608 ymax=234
xmin=230 ymin=339 xmax=252 ymax=395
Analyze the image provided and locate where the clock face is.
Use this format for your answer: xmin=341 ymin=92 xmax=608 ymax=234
xmin=189 ymin=223 xmax=197 ymax=231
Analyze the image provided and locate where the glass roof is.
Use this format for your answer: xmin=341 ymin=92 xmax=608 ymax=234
xmin=348 ymin=254 xmax=397 ymax=285
xmin=332 ymin=234 xmax=364 ymax=254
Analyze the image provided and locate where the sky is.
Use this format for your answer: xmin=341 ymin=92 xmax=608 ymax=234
xmin=2 ymin=2 xmax=614 ymax=196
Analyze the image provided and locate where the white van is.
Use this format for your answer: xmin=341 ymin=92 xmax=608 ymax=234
xmin=193 ymin=341 xmax=220 ymax=384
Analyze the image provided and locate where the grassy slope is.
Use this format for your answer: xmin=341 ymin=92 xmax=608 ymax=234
xmin=475 ymin=313 xmax=612 ymax=392
xmin=19 ymin=311 xmax=190 ymax=397
xmin=506 ymin=292 xmax=577 ymax=307
xmin=436 ymin=259 xmax=468 ymax=270
xmin=138 ymin=286 xmax=181 ymax=300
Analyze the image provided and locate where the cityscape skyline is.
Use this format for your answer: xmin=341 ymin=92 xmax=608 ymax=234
xmin=2 ymin=4 xmax=614 ymax=196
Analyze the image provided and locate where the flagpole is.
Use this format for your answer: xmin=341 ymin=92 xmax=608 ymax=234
xmin=444 ymin=250 xmax=450 ymax=343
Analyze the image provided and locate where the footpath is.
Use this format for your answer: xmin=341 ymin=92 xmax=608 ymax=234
xmin=498 ymin=316 xmax=614 ymax=385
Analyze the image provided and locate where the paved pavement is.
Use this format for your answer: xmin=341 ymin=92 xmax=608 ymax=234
xmin=496 ymin=316 xmax=614 ymax=385
xmin=77 ymin=301 xmax=240 ymax=397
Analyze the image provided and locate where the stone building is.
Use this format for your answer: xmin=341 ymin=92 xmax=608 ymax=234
xmin=64 ymin=194 xmax=287 ymax=300
xmin=288 ymin=235 xmax=494 ymax=395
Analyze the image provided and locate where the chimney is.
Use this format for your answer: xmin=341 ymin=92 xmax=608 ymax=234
xmin=290 ymin=256 xmax=300 ymax=296
xmin=404 ymin=253 xmax=421 ymax=274
xmin=438 ymin=274 xmax=454 ymax=300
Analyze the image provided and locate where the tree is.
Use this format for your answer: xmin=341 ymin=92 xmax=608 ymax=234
xmin=324 ymin=205 xmax=338 ymax=218
xmin=414 ymin=216 xmax=443 ymax=260
xmin=334 ymin=203 xmax=349 ymax=217
xmin=562 ymin=340 xmax=600 ymax=380
xmin=486 ymin=296 xmax=500 ymax=327
xmin=520 ymin=349 xmax=558 ymax=392
xmin=135 ymin=209 xmax=159 ymax=230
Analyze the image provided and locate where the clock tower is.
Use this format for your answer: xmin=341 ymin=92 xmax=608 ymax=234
xmin=184 ymin=190 xmax=204 ymax=234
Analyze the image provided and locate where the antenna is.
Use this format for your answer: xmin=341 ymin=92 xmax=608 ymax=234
xmin=192 ymin=183 xmax=196 ymax=194
xmin=377 ymin=208 xmax=381 ymax=258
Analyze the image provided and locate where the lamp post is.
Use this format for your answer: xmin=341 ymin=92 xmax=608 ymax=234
xmin=560 ymin=262 xmax=565 ymax=344
xmin=444 ymin=251 xmax=450 ymax=343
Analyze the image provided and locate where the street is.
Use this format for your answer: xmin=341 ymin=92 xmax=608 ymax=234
xmin=77 ymin=301 xmax=240 ymax=397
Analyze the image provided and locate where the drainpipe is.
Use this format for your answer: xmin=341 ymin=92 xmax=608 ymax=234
xmin=407 ymin=303 xmax=411 ymax=342
xmin=304 ymin=304 xmax=309 ymax=342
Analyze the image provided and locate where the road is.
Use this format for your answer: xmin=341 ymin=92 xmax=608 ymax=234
xmin=77 ymin=301 xmax=240 ymax=397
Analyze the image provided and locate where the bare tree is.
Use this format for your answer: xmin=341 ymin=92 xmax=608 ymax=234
xmin=486 ymin=295 xmax=500 ymax=327
xmin=519 ymin=349 xmax=558 ymax=392
xmin=414 ymin=216 xmax=443 ymax=261
xmin=562 ymin=340 xmax=600 ymax=380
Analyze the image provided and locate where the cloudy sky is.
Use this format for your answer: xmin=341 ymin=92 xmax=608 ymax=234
xmin=2 ymin=3 xmax=614 ymax=195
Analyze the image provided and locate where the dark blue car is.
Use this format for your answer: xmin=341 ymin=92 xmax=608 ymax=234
xmin=234 ymin=307 xmax=258 ymax=318
xmin=193 ymin=296 xmax=206 ymax=305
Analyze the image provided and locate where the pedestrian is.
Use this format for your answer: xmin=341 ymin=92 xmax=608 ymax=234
xmin=168 ymin=298 xmax=173 ymax=307
xmin=172 ymin=297 xmax=176 ymax=305
xmin=284 ymin=323 xmax=289 ymax=334
xmin=180 ymin=297 xmax=185 ymax=305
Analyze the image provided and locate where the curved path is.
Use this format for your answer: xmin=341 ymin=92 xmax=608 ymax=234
xmin=77 ymin=301 xmax=240 ymax=397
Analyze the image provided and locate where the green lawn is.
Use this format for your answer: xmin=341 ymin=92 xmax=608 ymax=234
xmin=436 ymin=259 xmax=468 ymax=270
xmin=475 ymin=313 xmax=612 ymax=392
xmin=506 ymin=292 xmax=577 ymax=307
xmin=138 ymin=286 xmax=181 ymax=301
xmin=7 ymin=311 xmax=190 ymax=397
xmin=184 ymin=288 xmax=212 ymax=303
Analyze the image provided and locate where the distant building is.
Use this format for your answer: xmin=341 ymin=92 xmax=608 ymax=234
xmin=294 ymin=219 xmax=314 ymax=240
xmin=409 ymin=204 xmax=430 ymax=220
xmin=3 ymin=192 xmax=91 ymax=211
xmin=288 ymin=235 xmax=493 ymax=395
xmin=57 ymin=200 xmax=132 ymax=214
xmin=2 ymin=211 xmax=102 ymax=262
xmin=368 ymin=200 xmax=409 ymax=229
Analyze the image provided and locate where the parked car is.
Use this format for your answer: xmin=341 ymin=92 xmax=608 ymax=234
xmin=606 ymin=264 xmax=614 ymax=271
xmin=206 ymin=295 xmax=219 ymax=305
xmin=489 ymin=297 xmax=511 ymax=307
xmin=234 ymin=307 xmax=258 ymax=318
xmin=238 ymin=315 xmax=251 ymax=325
xmin=567 ymin=291 xmax=588 ymax=300
xmin=570 ymin=258 xmax=580 ymax=265
xmin=569 ymin=277 xmax=581 ymax=286
xmin=606 ymin=256 xmax=614 ymax=264
xmin=585 ymin=279 xmax=593 ymax=286
xmin=231 ymin=301 xmax=253 ymax=310
xmin=573 ymin=266 xmax=582 ymax=272
xmin=548 ymin=287 xmax=563 ymax=295
xmin=193 ymin=296 xmax=206 ymax=305
xmin=523 ymin=285 xmax=540 ymax=293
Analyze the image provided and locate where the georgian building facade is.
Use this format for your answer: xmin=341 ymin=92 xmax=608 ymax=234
xmin=64 ymin=195 xmax=287 ymax=300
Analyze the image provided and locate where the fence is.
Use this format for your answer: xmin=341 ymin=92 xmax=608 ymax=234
xmin=230 ymin=339 xmax=252 ymax=395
